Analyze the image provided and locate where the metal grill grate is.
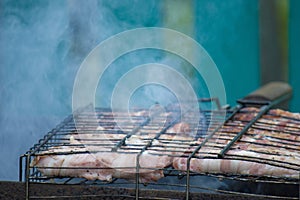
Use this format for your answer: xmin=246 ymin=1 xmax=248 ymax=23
xmin=20 ymin=99 xmax=300 ymax=199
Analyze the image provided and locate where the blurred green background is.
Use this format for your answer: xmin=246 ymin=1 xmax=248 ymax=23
xmin=0 ymin=0 xmax=299 ymax=180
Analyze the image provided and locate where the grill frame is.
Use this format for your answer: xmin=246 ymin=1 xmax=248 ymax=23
xmin=20 ymin=82 xmax=300 ymax=199
xmin=20 ymin=100 xmax=300 ymax=199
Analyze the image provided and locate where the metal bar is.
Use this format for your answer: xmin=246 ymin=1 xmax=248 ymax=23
xmin=19 ymin=155 xmax=24 ymax=182
xmin=25 ymin=154 xmax=30 ymax=200
xmin=135 ymin=105 xmax=201 ymax=200
xmin=134 ymin=114 xmax=185 ymax=199
xmin=135 ymin=154 xmax=140 ymax=200
xmin=219 ymin=92 xmax=292 ymax=158
xmin=185 ymin=105 xmax=241 ymax=198
xmin=185 ymin=163 xmax=191 ymax=200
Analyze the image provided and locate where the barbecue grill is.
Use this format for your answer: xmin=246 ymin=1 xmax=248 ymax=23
xmin=20 ymin=82 xmax=300 ymax=199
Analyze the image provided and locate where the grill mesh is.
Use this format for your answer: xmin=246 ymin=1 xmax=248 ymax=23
xmin=20 ymin=100 xmax=300 ymax=199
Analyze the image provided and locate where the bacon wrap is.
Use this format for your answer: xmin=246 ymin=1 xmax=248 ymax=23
xmin=173 ymin=157 xmax=299 ymax=179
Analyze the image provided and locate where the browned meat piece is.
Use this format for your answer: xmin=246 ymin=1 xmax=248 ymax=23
xmin=166 ymin=122 xmax=191 ymax=134
xmin=32 ymin=107 xmax=300 ymax=182
xmin=33 ymin=151 xmax=169 ymax=183
xmin=173 ymin=157 xmax=299 ymax=178
xmin=233 ymin=112 xmax=257 ymax=122
xmin=32 ymin=137 xmax=172 ymax=183
xmin=32 ymin=122 xmax=191 ymax=183
xmin=268 ymin=109 xmax=300 ymax=120
xmin=172 ymin=107 xmax=300 ymax=179
xmin=32 ymin=151 xmax=114 ymax=181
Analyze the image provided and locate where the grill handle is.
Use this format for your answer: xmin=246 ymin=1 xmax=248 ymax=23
xmin=237 ymin=81 xmax=292 ymax=107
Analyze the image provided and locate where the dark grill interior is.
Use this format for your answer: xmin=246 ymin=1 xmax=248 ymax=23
xmin=20 ymin=99 xmax=299 ymax=199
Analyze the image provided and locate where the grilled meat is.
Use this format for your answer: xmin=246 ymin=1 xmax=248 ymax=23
xmin=172 ymin=108 xmax=300 ymax=179
xmin=32 ymin=107 xmax=300 ymax=183
xmin=173 ymin=157 xmax=299 ymax=178
xmin=32 ymin=150 xmax=114 ymax=181
xmin=32 ymin=122 xmax=192 ymax=183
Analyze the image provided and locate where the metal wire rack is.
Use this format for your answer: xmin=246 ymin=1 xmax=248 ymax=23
xmin=20 ymin=98 xmax=300 ymax=199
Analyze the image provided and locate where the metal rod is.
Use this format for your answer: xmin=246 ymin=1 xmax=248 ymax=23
xmin=218 ymin=105 xmax=269 ymax=158
xmin=185 ymin=162 xmax=191 ymax=200
xmin=218 ymin=91 xmax=292 ymax=158
xmin=135 ymin=154 xmax=140 ymax=200
xmin=19 ymin=155 xmax=24 ymax=182
xmin=185 ymin=105 xmax=242 ymax=198
xmin=135 ymin=105 xmax=200 ymax=200
xmin=25 ymin=154 xmax=30 ymax=200
xmin=133 ymin=115 xmax=180 ymax=199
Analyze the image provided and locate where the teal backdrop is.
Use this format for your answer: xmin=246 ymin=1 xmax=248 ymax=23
xmin=0 ymin=0 xmax=298 ymax=182
xmin=194 ymin=0 xmax=260 ymax=107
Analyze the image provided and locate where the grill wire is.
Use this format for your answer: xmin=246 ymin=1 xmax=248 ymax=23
xmin=20 ymin=99 xmax=300 ymax=199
